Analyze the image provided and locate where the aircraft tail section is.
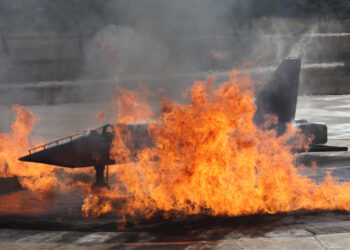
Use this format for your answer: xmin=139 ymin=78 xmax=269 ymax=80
xmin=254 ymin=58 xmax=301 ymax=128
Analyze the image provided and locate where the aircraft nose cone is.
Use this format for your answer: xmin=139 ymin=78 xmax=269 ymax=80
xmin=18 ymin=134 xmax=113 ymax=168
xmin=18 ymin=142 xmax=77 ymax=167
xmin=19 ymin=154 xmax=36 ymax=162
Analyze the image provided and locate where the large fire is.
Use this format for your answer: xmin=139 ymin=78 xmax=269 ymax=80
xmin=1 ymin=68 xmax=350 ymax=221
xmin=103 ymin=70 xmax=350 ymax=218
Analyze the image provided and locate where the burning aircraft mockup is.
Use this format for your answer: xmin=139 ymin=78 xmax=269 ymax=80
xmin=19 ymin=58 xmax=347 ymax=187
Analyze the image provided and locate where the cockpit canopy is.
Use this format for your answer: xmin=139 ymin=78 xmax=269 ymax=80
xmin=90 ymin=124 xmax=114 ymax=136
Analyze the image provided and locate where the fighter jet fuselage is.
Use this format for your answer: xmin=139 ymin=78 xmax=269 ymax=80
xmin=19 ymin=58 xmax=348 ymax=186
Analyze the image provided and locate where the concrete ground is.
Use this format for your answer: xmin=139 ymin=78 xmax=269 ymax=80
xmin=0 ymin=228 xmax=348 ymax=249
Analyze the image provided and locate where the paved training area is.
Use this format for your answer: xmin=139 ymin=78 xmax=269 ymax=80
xmin=0 ymin=229 xmax=349 ymax=249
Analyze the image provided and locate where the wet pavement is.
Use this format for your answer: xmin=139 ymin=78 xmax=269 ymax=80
xmin=1 ymin=95 xmax=350 ymax=248
xmin=1 ymin=211 xmax=350 ymax=248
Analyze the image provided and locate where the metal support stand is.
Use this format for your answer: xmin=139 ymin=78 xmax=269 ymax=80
xmin=106 ymin=165 xmax=109 ymax=185
xmin=93 ymin=165 xmax=109 ymax=188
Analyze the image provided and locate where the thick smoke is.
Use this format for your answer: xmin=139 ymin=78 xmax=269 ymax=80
xmin=84 ymin=25 xmax=169 ymax=78
xmin=79 ymin=0 xmax=242 ymax=107
xmin=0 ymin=1 xmax=348 ymax=131
xmin=83 ymin=0 xmax=238 ymax=78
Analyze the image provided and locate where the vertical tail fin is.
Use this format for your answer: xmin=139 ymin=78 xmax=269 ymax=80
xmin=254 ymin=58 xmax=301 ymax=130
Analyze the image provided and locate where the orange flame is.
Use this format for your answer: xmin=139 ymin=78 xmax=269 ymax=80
xmin=103 ymin=69 xmax=350 ymax=219
xmin=82 ymin=193 xmax=112 ymax=218
xmin=111 ymin=86 xmax=153 ymax=123
xmin=0 ymin=105 xmax=60 ymax=192
xmin=2 ymin=68 xmax=350 ymax=220
xmin=96 ymin=110 xmax=106 ymax=124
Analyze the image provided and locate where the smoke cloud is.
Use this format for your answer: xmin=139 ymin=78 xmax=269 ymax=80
xmin=0 ymin=1 xmax=348 ymax=116
xmin=84 ymin=25 xmax=169 ymax=78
